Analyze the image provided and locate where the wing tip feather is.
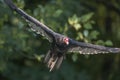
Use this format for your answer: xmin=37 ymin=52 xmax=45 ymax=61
xmin=108 ymin=48 xmax=120 ymax=53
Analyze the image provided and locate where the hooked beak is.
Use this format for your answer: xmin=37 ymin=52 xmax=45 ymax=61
xmin=65 ymin=41 xmax=69 ymax=45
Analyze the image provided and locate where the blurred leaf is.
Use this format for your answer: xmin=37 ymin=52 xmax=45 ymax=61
xmin=54 ymin=9 xmax=63 ymax=17
xmin=72 ymin=54 xmax=78 ymax=62
xmin=89 ymin=30 xmax=100 ymax=39
xmin=73 ymin=23 xmax=81 ymax=31
xmin=76 ymin=32 xmax=84 ymax=40
xmin=105 ymin=40 xmax=113 ymax=46
xmin=68 ymin=14 xmax=79 ymax=25
xmin=34 ymin=54 xmax=44 ymax=61
xmin=80 ymin=12 xmax=94 ymax=23
xmin=83 ymin=30 xmax=89 ymax=37
xmin=83 ymin=22 xmax=93 ymax=30
xmin=96 ymin=40 xmax=105 ymax=45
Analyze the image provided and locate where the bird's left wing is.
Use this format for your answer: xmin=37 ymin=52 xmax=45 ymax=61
xmin=4 ymin=0 xmax=56 ymax=42
xmin=68 ymin=39 xmax=120 ymax=54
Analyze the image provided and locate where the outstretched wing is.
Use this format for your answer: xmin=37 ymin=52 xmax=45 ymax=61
xmin=4 ymin=0 xmax=56 ymax=42
xmin=68 ymin=39 xmax=120 ymax=54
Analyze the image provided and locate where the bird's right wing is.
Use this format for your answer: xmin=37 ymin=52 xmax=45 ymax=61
xmin=68 ymin=39 xmax=120 ymax=54
xmin=4 ymin=0 xmax=56 ymax=42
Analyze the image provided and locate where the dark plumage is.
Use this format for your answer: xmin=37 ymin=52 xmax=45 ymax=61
xmin=4 ymin=0 xmax=120 ymax=71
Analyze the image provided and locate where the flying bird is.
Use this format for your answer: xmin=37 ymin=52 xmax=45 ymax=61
xmin=4 ymin=0 xmax=120 ymax=71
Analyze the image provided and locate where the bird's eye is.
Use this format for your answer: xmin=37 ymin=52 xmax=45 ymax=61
xmin=63 ymin=37 xmax=69 ymax=45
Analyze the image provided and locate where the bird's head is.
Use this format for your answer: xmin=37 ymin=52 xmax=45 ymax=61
xmin=63 ymin=37 xmax=69 ymax=45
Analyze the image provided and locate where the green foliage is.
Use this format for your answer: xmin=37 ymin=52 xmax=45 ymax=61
xmin=80 ymin=12 xmax=94 ymax=23
xmin=0 ymin=0 xmax=120 ymax=80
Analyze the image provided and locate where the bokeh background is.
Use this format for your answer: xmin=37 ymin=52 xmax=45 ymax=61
xmin=0 ymin=0 xmax=120 ymax=80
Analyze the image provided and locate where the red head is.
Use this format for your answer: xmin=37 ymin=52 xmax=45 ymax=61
xmin=63 ymin=37 xmax=69 ymax=45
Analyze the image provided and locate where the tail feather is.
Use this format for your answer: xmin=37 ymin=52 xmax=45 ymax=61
xmin=48 ymin=57 xmax=58 ymax=72
xmin=44 ymin=50 xmax=51 ymax=63
xmin=55 ymin=56 xmax=64 ymax=69
xmin=44 ymin=50 xmax=64 ymax=71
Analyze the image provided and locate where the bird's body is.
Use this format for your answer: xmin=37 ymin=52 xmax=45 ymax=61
xmin=4 ymin=0 xmax=120 ymax=71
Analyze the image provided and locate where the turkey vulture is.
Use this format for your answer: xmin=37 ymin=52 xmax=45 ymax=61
xmin=4 ymin=0 xmax=120 ymax=71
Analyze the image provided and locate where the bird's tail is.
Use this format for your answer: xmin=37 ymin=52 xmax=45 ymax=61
xmin=44 ymin=50 xmax=64 ymax=71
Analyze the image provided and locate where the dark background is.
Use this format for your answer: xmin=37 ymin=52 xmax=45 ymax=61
xmin=0 ymin=0 xmax=120 ymax=80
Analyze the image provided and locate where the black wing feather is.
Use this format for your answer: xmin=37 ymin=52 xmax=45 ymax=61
xmin=4 ymin=0 xmax=56 ymax=42
xmin=68 ymin=39 xmax=120 ymax=54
